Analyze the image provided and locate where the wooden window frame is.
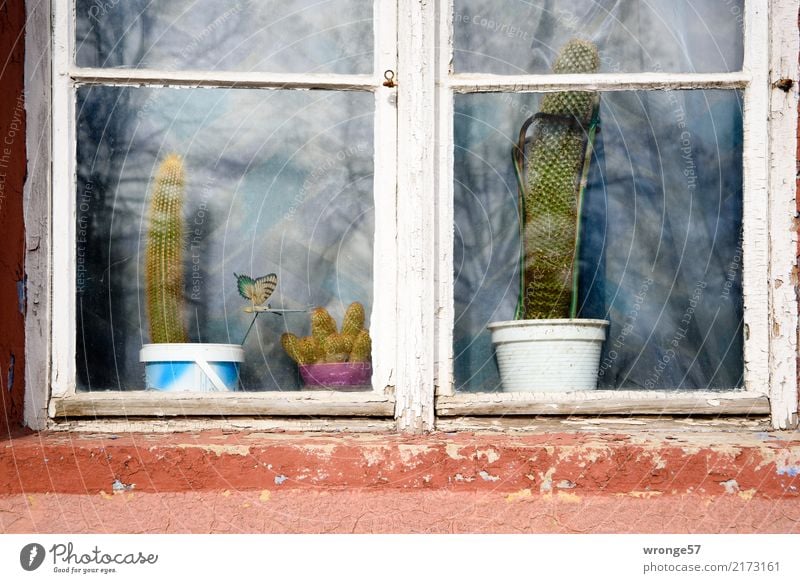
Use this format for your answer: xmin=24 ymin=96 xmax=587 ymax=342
xmin=431 ymin=0 xmax=799 ymax=430
xmin=23 ymin=0 xmax=799 ymax=432
xmin=34 ymin=0 xmax=401 ymax=426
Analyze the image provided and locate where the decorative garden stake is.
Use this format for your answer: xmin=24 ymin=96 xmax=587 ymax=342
xmin=489 ymin=39 xmax=610 ymax=392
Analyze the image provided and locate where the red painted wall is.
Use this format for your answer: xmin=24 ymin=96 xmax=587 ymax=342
xmin=0 ymin=0 xmax=27 ymax=437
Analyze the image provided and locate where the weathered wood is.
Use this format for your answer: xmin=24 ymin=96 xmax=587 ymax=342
xmin=436 ymin=391 xmax=770 ymax=416
xmin=52 ymin=391 xmax=395 ymax=418
xmin=436 ymin=415 xmax=772 ymax=434
xmin=23 ymin=0 xmax=52 ymax=429
xmin=394 ymin=0 xmax=437 ymax=432
xmin=71 ymin=68 xmax=376 ymax=91
xmin=372 ymin=0 xmax=399 ymax=403
xmin=49 ymin=416 xmax=396 ymax=433
xmin=50 ymin=0 xmax=76 ymax=399
xmin=740 ymin=0 xmax=772 ymax=407
xmin=434 ymin=0 xmax=456 ymax=398
xmin=447 ymin=72 xmax=750 ymax=93
xmin=767 ymin=0 xmax=800 ymax=429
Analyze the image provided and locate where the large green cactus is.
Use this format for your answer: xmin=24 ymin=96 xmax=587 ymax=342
xmin=145 ymin=153 xmax=189 ymax=343
xmin=517 ymin=39 xmax=600 ymax=320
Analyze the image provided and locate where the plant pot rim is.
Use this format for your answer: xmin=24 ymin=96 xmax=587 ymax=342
xmin=140 ymin=343 xmax=245 ymax=363
xmin=299 ymin=362 xmax=372 ymax=369
xmin=488 ymin=318 xmax=609 ymax=330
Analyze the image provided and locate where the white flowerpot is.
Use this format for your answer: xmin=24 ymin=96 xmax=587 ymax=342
xmin=139 ymin=343 xmax=245 ymax=392
xmin=488 ymin=319 xmax=609 ymax=392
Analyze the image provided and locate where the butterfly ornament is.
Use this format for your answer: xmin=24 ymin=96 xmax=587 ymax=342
xmin=235 ymin=272 xmax=278 ymax=311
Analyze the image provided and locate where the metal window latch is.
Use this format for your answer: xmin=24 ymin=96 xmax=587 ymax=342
xmin=383 ymin=70 xmax=396 ymax=87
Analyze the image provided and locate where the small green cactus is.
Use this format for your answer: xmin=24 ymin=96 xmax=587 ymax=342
xmin=341 ymin=302 xmax=365 ymax=337
xmin=350 ymin=330 xmax=372 ymax=363
xmin=145 ymin=153 xmax=189 ymax=344
xmin=518 ymin=39 xmax=600 ymax=320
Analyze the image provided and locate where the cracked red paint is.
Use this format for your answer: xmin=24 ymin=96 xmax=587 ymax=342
xmin=1 ymin=431 xmax=798 ymax=499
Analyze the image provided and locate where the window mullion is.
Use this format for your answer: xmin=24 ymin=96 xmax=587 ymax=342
xmin=69 ymin=68 xmax=377 ymax=91
xmin=51 ymin=0 xmax=77 ymax=400
xmin=371 ymin=0 xmax=399 ymax=397
xmin=435 ymin=0 xmax=456 ymax=398
xmin=394 ymin=0 xmax=437 ymax=432
xmin=741 ymin=0 xmax=771 ymax=404
xmin=766 ymin=0 xmax=800 ymax=429
xmin=447 ymin=71 xmax=750 ymax=93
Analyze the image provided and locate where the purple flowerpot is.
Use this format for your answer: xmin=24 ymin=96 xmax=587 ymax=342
xmin=299 ymin=362 xmax=372 ymax=388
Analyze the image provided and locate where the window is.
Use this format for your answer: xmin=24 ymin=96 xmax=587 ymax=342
xmin=28 ymin=0 xmax=798 ymax=431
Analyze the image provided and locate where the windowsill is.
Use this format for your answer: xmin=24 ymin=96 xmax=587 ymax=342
xmin=3 ymin=424 xmax=798 ymax=498
xmin=49 ymin=390 xmax=395 ymax=418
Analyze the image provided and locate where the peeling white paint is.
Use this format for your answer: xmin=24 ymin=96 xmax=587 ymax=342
xmin=445 ymin=443 xmax=466 ymax=460
xmin=476 ymin=449 xmax=500 ymax=464
xmin=478 ymin=470 xmax=499 ymax=482
xmin=539 ymin=468 xmax=556 ymax=493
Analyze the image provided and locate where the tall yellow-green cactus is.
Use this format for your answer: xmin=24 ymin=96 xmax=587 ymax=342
xmin=145 ymin=153 xmax=188 ymax=344
xmin=519 ymin=39 xmax=600 ymax=320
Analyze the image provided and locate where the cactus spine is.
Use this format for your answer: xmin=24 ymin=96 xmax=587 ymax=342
xmin=519 ymin=39 xmax=600 ymax=320
xmin=145 ymin=153 xmax=188 ymax=343
xmin=341 ymin=302 xmax=365 ymax=337
xmin=311 ymin=307 xmax=338 ymax=345
xmin=350 ymin=330 xmax=372 ymax=363
xmin=282 ymin=302 xmax=371 ymax=365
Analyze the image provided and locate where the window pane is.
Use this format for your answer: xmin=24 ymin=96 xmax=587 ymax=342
xmin=76 ymin=0 xmax=374 ymax=74
xmin=76 ymin=86 xmax=374 ymax=391
xmin=453 ymin=89 xmax=743 ymax=391
xmin=453 ymin=0 xmax=743 ymax=74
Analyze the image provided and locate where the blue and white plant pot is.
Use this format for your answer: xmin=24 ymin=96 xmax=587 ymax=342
xmin=139 ymin=343 xmax=245 ymax=392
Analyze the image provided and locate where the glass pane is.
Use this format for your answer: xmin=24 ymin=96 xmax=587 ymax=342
xmin=454 ymin=89 xmax=743 ymax=391
xmin=76 ymin=0 xmax=373 ymax=74
xmin=76 ymin=86 xmax=374 ymax=391
xmin=454 ymin=0 xmax=743 ymax=74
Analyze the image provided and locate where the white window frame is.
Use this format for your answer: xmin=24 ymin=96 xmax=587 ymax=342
xmin=23 ymin=0 xmax=799 ymax=432
xmin=430 ymin=0 xmax=799 ymax=430
xmin=38 ymin=0 xmax=401 ymax=425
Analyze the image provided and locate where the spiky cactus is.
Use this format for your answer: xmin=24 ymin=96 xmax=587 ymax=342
xmin=322 ymin=333 xmax=354 ymax=363
xmin=145 ymin=153 xmax=188 ymax=343
xmin=350 ymin=330 xmax=372 ymax=363
xmin=341 ymin=302 xmax=365 ymax=337
xmin=281 ymin=333 xmax=302 ymax=364
xmin=311 ymin=307 xmax=337 ymax=345
xmin=519 ymin=39 xmax=600 ymax=320
xmin=281 ymin=302 xmax=371 ymax=365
